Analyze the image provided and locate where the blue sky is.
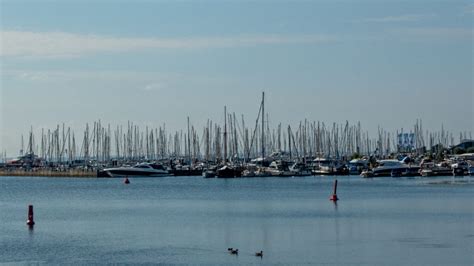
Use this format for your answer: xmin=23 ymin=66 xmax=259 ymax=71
xmin=1 ymin=0 xmax=473 ymax=155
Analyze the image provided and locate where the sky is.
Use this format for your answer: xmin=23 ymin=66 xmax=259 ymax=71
xmin=0 ymin=0 xmax=473 ymax=156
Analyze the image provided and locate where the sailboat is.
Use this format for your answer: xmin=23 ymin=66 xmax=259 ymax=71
xmin=216 ymin=106 xmax=241 ymax=178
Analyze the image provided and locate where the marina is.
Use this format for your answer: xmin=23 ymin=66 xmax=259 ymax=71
xmin=2 ymin=1 xmax=472 ymax=264
xmin=1 ymin=94 xmax=473 ymax=179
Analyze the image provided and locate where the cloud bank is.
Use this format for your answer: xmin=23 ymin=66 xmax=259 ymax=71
xmin=1 ymin=30 xmax=334 ymax=58
xmin=362 ymin=14 xmax=436 ymax=23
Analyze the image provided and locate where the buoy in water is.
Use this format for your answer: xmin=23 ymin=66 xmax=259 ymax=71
xmin=26 ymin=205 xmax=35 ymax=227
xmin=330 ymin=179 xmax=339 ymax=201
xmin=124 ymin=177 xmax=130 ymax=184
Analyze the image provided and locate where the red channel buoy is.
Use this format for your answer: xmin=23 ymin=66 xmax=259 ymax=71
xmin=330 ymin=179 xmax=339 ymax=201
xmin=26 ymin=205 xmax=35 ymax=226
xmin=124 ymin=177 xmax=130 ymax=184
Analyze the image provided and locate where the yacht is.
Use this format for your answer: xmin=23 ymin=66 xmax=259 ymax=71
xmin=348 ymin=159 xmax=369 ymax=175
xmin=419 ymin=161 xmax=452 ymax=177
xmin=451 ymin=160 xmax=469 ymax=176
xmin=289 ymin=162 xmax=312 ymax=176
xmin=216 ymin=165 xmax=242 ymax=178
xmin=312 ymin=158 xmax=335 ymax=175
xmin=241 ymin=164 xmax=267 ymax=177
xmin=312 ymin=158 xmax=347 ymax=175
xmin=102 ymin=163 xmax=170 ymax=177
xmin=468 ymin=164 xmax=474 ymax=176
xmin=372 ymin=160 xmax=419 ymax=177
xmin=266 ymin=160 xmax=294 ymax=177
xmin=202 ymin=165 xmax=217 ymax=178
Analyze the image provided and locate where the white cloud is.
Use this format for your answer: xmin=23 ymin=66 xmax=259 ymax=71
xmin=143 ymin=82 xmax=166 ymax=92
xmin=0 ymin=30 xmax=334 ymax=58
xmin=392 ymin=27 xmax=473 ymax=39
xmin=362 ymin=14 xmax=436 ymax=23
xmin=463 ymin=4 xmax=474 ymax=15
xmin=3 ymin=70 xmax=180 ymax=83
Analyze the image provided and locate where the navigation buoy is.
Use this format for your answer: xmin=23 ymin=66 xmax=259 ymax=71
xmin=330 ymin=179 xmax=339 ymax=201
xmin=26 ymin=205 xmax=35 ymax=227
xmin=124 ymin=177 xmax=130 ymax=184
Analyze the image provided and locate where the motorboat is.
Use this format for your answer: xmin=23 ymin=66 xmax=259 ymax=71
xmin=265 ymin=160 xmax=294 ymax=177
xmin=241 ymin=164 xmax=267 ymax=177
xmin=311 ymin=158 xmax=347 ymax=175
xmin=468 ymin=164 xmax=474 ymax=176
xmin=419 ymin=162 xmax=452 ymax=177
xmin=372 ymin=160 xmax=419 ymax=177
xmin=360 ymin=170 xmax=374 ymax=178
xmin=169 ymin=162 xmax=204 ymax=176
xmin=216 ymin=165 xmax=242 ymax=178
xmin=451 ymin=160 xmax=469 ymax=169
xmin=202 ymin=170 xmax=216 ymax=178
xmin=202 ymin=165 xmax=217 ymax=178
xmin=348 ymin=159 xmax=369 ymax=175
xmin=289 ymin=162 xmax=312 ymax=176
xmin=102 ymin=163 xmax=170 ymax=177
xmin=312 ymin=158 xmax=335 ymax=175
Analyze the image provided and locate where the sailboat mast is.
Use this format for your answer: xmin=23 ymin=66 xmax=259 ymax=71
xmin=261 ymin=91 xmax=265 ymax=159
xmin=187 ymin=116 xmax=191 ymax=165
xmin=224 ymin=106 xmax=227 ymax=164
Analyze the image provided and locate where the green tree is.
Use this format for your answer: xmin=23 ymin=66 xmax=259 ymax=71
xmin=350 ymin=152 xmax=361 ymax=160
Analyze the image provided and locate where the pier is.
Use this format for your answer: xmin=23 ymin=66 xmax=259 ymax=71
xmin=0 ymin=168 xmax=97 ymax=177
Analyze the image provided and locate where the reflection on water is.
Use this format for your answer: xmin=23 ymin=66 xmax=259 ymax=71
xmin=0 ymin=176 xmax=473 ymax=265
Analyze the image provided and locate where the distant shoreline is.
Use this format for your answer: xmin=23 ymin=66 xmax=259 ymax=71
xmin=0 ymin=169 xmax=97 ymax=178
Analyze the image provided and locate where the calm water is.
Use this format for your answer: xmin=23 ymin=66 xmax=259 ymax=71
xmin=1 ymin=176 xmax=473 ymax=265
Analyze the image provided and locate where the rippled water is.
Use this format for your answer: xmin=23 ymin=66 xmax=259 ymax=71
xmin=1 ymin=176 xmax=473 ymax=265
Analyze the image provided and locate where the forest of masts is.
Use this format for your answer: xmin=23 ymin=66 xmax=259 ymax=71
xmin=4 ymin=95 xmax=472 ymax=165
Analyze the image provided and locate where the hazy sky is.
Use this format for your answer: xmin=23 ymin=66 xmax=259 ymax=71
xmin=1 ymin=0 xmax=473 ymax=155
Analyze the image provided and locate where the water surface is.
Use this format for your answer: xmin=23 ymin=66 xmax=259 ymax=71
xmin=1 ymin=176 xmax=473 ymax=265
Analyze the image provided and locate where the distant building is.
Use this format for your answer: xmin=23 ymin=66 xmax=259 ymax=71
xmin=397 ymin=133 xmax=415 ymax=153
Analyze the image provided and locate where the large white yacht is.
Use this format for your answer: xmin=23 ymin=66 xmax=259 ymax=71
xmin=372 ymin=159 xmax=418 ymax=177
xmin=102 ymin=163 xmax=170 ymax=177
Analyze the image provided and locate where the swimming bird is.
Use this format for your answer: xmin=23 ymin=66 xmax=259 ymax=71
xmin=255 ymin=250 xmax=263 ymax=257
xmin=227 ymin=248 xmax=234 ymax=251
xmin=230 ymin=249 xmax=238 ymax=255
